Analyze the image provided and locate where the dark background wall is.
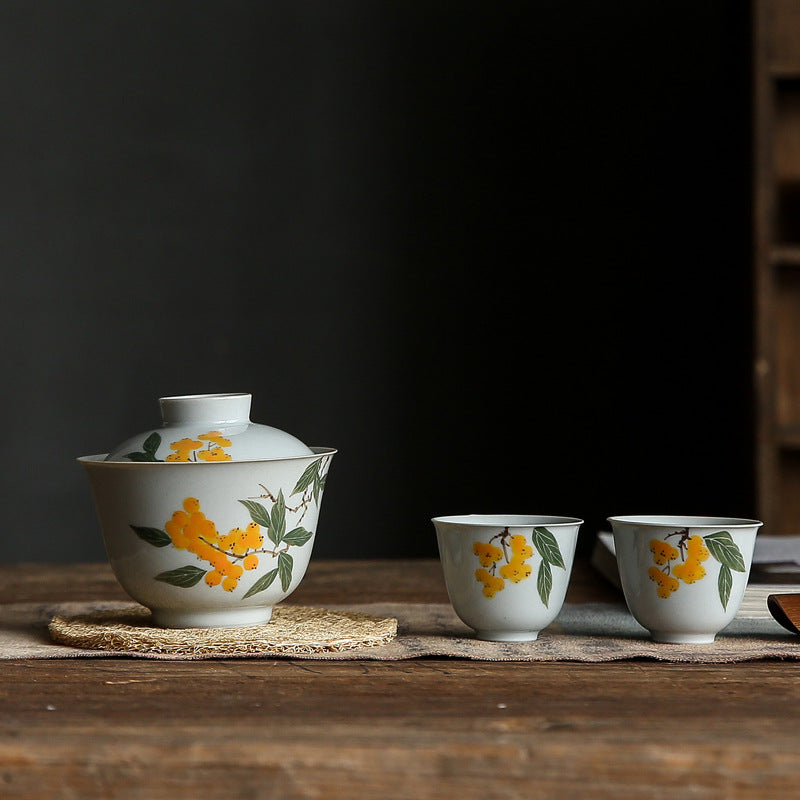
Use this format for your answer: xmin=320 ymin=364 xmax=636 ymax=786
xmin=2 ymin=1 xmax=755 ymax=563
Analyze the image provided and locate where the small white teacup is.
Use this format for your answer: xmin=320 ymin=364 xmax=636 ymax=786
xmin=608 ymin=515 xmax=762 ymax=644
xmin=432 ymin=514 xmax=582 ymax=641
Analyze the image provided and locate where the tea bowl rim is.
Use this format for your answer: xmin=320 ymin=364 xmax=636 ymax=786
xmin=432 ymin=513 xmax=584 ymax=528
xmin=607 ymin=514 xmax=763 ymax=529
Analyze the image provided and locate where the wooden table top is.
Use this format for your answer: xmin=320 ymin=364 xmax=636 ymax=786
xmin=2 ymin=557 xmax=800 ymax=799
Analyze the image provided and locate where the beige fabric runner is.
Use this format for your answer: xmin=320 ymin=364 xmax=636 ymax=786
xmin=2 ymin=585 xmax=799 ymax=662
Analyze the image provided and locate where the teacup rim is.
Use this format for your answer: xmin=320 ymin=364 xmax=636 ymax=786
xmin=432 ymin=514 xmax=583 ymax=527
xmin=607 ymin=514 xmax=763 ymax=528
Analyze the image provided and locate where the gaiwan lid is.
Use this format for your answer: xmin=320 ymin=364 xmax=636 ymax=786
xmin=104 ymin=393 xmax=313 ymax=462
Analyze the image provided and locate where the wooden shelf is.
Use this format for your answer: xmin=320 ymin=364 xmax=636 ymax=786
xmin=776 ymin=424 xmax=800 ymax=449
xmin=771 ymin=245 xmax=800 ymax=266
xmin=753 ymin=0 xmax=800 ymax=535
xmin=771 ymin=69 xmax=800 ymax=80
xmin=763 ymin=0 xmax=800 ymax=73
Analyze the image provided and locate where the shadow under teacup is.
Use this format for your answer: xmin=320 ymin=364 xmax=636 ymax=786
xmin=432 ymin=514 xmax=583 ymax=642
xmin=608 ymin=515 xmax=763 ymax=644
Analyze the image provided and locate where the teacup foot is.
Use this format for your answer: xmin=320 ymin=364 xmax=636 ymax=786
xmin=474 ymin=630 xmax=540 ymax=642
xmin=150 ymin=606 xmax=273 ymax=629
xmin=650 ymin=631 xmax=716 ymax=645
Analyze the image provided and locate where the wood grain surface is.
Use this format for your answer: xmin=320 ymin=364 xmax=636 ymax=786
xmin=2 ymin=558 xmax=800 ymax=799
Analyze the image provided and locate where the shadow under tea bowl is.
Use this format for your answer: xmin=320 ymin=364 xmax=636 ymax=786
xmin=432 ymin=514 xmax=582 ymax=642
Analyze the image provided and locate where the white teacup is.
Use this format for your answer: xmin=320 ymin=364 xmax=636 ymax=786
xmin=432 ymin=514 xmax=582 ymax=641
xmin=608 ymin=515 xmax=762 ymax=644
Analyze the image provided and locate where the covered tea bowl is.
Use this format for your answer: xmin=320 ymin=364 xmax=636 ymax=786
xmin=79 ymin=393 xmax=335 ymax=628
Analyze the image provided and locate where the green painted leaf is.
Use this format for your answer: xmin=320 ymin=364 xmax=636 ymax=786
xmin=278 ymin=551 xmax=294 ymax=592
xmin=704 ymin=531 xmax=746 ymax=572
xmin=537 ymin=559 xmax=553 ymax=607
xmin=242 ymin=568 xmax=279 ymax=599
xmin=155 ymin=565 xmax=206 ymax=588
xmin=282 ymin=527 xmax=313 ymax=547
xmin=718 ymin=563 xmax=733 ymax=610
xmin=125 ymin=451 xmax=159 ymax=462
xmin=130 ymin=525 xmax=172 ymax=548
xmin=314 ymin=473 xmax=326 ymax=504
xmin=238 ymin=499 xmax=272 ymax=528
xmin=532 ymin=527 xmax=565 ymax=569
xmin=142 ymin=432 xmax=161 ymax=455
xmin=292 ymin=460 xmax=320 ymax=496
xmin=266 ymin=524 xmax=279 ymax=546
xmin=270 ymin=491 xmax=287 ymax=544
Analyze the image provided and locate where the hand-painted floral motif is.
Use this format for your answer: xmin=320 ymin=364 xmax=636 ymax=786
xmin=124 ymin=431 xmax=233 ymax=462
xmin=130 ymin=456 xmax=330 ymax=596
xmin=472 ymin=527 xmax=565 ymax=606
xmin=647 ymin=529 xmax=745 ymax=609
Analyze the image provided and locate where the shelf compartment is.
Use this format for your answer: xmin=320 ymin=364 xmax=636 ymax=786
xmin=775 ymin=79 xmax=800 ymax=243
xmin=777 ymin=423 xmax=800 ymax=448
xmin=775 ymin=269 xmax=800 ymax=427
xmin=771 ymin=245 xmax=800 ymax=266
xmin=775 ymin=451 xmax=800 ymax=535
xmin=766 ymin=0 xmax=800 ymax=74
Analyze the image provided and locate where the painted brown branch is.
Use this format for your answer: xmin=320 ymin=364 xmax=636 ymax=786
xmin=198 ymin=536 xmax=246 ymax=562
xmin=489 ymin=528 xmax=512 ymax=564
xmin=665 ymin=529 xmax=690 ymax=561
xmin=256 ymin=542 xmax=291 ymax=558
xmin=249 ymin=485 xmax=316 ymax=520
xmin=198 ymin=536 xmax=290 ymax=562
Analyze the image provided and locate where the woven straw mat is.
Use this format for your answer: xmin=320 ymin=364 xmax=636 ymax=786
xmin=48 ymin=605 xmax=398 ymax=657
